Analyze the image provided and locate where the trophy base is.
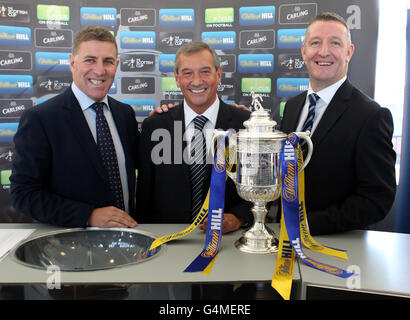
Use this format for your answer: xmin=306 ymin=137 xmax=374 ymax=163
xmin=234 ymin=225 xmax=279 ymax=254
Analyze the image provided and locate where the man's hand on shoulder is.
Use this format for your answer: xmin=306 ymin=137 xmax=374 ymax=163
xmin=148 ymin=102 xmax=249 ymax=117
xmin=149 ymin=103 xmax=179 ymax=116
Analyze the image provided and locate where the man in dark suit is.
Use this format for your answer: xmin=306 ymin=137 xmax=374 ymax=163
xmin=280 ymin=12 xmax=396 ymax=235
xmin=137 ymin=42 xmax=252 ymax=233
xmin=10 ymin=26 xmax=138 ymax=228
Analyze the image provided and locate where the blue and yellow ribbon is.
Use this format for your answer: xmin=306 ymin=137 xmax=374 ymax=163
xmin=184 ymin=132 xmax=230 ymax=274
xmin=272 ymin=133 xmax=355 ymax=300
xmin=149 ymin=132 xmax=231 ymax=275
xmin=149 ymin=195 xmax=209 ymax=251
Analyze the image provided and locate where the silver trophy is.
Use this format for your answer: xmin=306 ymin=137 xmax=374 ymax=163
xmin=212 ymin=93 xmax=313 ymax=254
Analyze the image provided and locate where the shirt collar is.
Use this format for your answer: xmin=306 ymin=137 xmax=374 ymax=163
xmin=308 ymin=76 xmax=347 ymax=105
xmin=71 ymin=82 xmax=110 ymax=111
xmin=184 ymin=95 xmax=220 ymax=128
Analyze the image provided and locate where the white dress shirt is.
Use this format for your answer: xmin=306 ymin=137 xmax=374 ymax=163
xmin=296 ymin=76 xmax=347 ymax=135
xmin=184 ymin=96 xmax=219 ymax=157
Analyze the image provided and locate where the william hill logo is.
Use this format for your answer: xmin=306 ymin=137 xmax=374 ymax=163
xmin=0 ymin=25 xmax=31 ymax=46
xmin=80 ymin=7 xmax=117 ymax=26
xmin=159 ymin=9 xmax=194 ymax=27
xmin=276 ymin=78 xmax=309 ymax=98
xmin=201 ymin=31 xmax=235 ymax=50
xmin=277 ymin=29 xmax=306 ymax=49
xmin=35 ymin=52 xmax=70 ymax=72
xmin=239 ymin=6 xmax=275 ymax=26
xmin=120 ymin=31 xmax=155 ymax=49
xmin=238 ymin=54 xmax=274 ymax=73
xmin=282 ymin=141 xmax=297 ymax=203
xmin=0 ymin=75 xmax=32 ymax=94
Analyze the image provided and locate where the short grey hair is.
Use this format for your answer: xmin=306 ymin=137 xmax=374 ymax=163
xmin=306 ymin=12 xmax=351 ymax=44
xmin=174 ymin=41 xmax=220 ymax=73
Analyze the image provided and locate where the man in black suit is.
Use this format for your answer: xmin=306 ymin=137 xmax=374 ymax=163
xmin=280 ymin=12 xmax=396 ymax=235
xmin=137 ymin=42 xmax=252 ymax=233
xmin=10 ymin=26 xmax=138 ymax=228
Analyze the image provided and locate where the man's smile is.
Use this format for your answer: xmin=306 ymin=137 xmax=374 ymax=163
xmin=316 ymin=61 xmax=333 ymax=66
xmin=189 ymin=87 xmax=207 ymax=94
xmin=89 ymin=79 xmax=105 ymax=85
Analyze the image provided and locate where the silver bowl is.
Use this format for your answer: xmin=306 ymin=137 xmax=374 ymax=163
xmin=11 ymin=227 xmax=163 ymax=271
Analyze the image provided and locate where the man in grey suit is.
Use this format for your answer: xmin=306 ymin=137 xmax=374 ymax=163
xmin=10 ymin=26 xmax=138 ymax=228
xmin=280 ymin=12 xmax=396 ymax=235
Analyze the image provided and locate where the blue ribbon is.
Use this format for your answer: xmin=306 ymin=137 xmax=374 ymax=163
xmin=184 ymin=132 xmax=230 ymax=272
xmin=281 ymin=133 xmax=355 ymax=278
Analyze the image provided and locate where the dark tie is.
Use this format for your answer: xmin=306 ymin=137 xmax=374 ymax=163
xmin=91 ymin=102 xmax=125 ymax=211
xmin=302 ymin=93 xmax=320 ymax=133
xmin=300 ymin=93 xmax=319 ymax=156
xmin=189 ymin=115 xmax=208 ymax=219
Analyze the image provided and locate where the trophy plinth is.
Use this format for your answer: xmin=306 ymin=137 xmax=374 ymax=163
xmin=212 ymin=92 xmax=313 ymax=254
xmin=235 ymin=202 xmax=278 ymax=254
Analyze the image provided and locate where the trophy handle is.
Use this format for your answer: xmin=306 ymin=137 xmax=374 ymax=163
xmin=294 ymin=131 xmax=313 ymax=172
xmin=211 ymin=129 xmax=237 ymax=182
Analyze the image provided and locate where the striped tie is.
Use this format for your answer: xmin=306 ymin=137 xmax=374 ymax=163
xmin=91 ymin=102 xmax=125 ymax=211
xmin=300 ymin=93 xmax=319 ymax=156
xmin=302 ymin=93 xmax=320 ymax=133
xmin=189 ymin=115 xmax=208 ymax=220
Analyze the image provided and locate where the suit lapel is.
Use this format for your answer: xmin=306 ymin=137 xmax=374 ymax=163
xmin=172 ymin=100 xmax=233 ymax=208
xmin=175 ymin=100 xmax=230 ymax=206
xmin=281 ymin=80 xmax=353 ymax=152
xmin=281 ymin=93 xmax=305 ymax=133
xmin=109 ymin=97 xmax=135 ymax=196
xmin=109 ymin=97 xmax=128 ymax=153
xmin=215 ymin=100 xmax=232 ymax=130
xmin=169 ymin=102 xmax=187 ymax=155
xmin=170 ymin=104 xmax=192 ymax=198
xmin=62 ymin=88 xmax=107 ymax=181
xmin=211 ymin=99 xmax=235 ymax=172
xmin=311 ymin=80 xmax=353 ymax=148
xmin=204 ymin=100 xmax=232 ymax=186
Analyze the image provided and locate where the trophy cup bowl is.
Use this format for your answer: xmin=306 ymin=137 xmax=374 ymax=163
xmin=212 ymin=95 xmax=312 ymax=254
xmin=231 ymin=136 xmax=283 ymax=254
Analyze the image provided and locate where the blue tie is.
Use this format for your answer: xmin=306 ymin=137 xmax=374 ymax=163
xmin=189 ymin=115 xmax=208 ymax=219
xmin=300 ymin=93 xmax=319 ymax=156
xmin=302 ymin=93 xmax=320 ymax=133
xmin=91 ymin=102 xmax=125 ymax=211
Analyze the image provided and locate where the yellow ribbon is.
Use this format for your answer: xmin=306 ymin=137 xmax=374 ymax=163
xmin=201 ymin=252 xmax=219 ymax=276
xmin=149 ymin=191 xmax=210 ymax=250
xmin=271 ymin=209 xmax=296 ymax=300
xmin=295 ymin=145 xmax=348 ymax=260
xmin=149 ymin=140 xmax=234 ymax=253
xmin=272 ymin=142 xmax=349 ymax=300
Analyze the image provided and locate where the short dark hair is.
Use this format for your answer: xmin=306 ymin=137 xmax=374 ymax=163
xmin=72 ymin=25 xmax=117 ymax=56
xmin=174 ymin=41 xmax=220 ymax=73
xmin=306 ymin=12 xmax=351 ymax=44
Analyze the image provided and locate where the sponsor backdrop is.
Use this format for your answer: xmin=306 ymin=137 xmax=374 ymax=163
xmin=0 ymin=0 xmax=378 ymax=222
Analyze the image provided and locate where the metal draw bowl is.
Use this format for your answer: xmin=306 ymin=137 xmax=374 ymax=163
xmin=11 ymin=227 xmax=163 ymax=271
